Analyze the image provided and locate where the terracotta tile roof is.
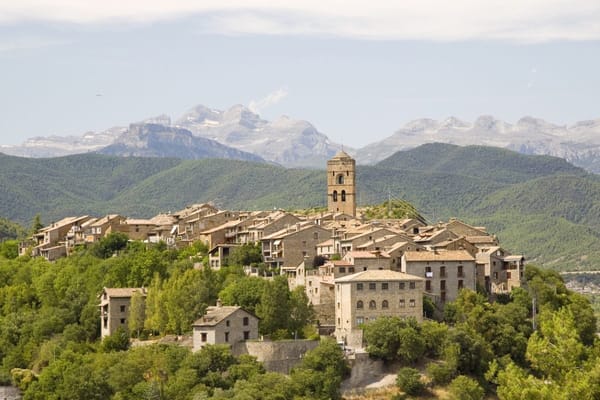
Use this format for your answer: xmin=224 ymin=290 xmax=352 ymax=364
xmin=335 ymin=269 xmax=424 ymax=282
xmin=404 ymin=250 xmax=475 ymax=262
xmin=465 ymin=235 xmax=497 ymax=244
xmin=345 ymin=250 xmax=390 ymax=259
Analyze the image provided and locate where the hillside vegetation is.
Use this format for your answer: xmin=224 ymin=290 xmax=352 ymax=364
xmin=2 ymin=144 xmax=600 ymax=270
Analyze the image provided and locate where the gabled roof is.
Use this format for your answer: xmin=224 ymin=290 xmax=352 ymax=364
xmin=101 ymin=287 xmax=146 ymax=298
xmin=192 ymin=306 xmax=257 ymax=327
xmin=335 ymin=269 xmax=423 ymax=283
xmin=404 ymin=250 xmax=475 ymax=262
xmin=262 ymin=222 xmax=327 ymax=240
xmin=344 ymin=250 xmax=390 ymax=259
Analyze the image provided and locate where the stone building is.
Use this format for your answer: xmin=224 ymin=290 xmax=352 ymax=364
xmin=327 ymin=150 xmax=356 ymax=217
xmin=99 ymin=287 xmax=146 ymax=339
xmin=192 ymin=304 xmax=259 ymax=351
xmin=402 ymin=250 xmax=476 ymax=304
xmin=262 ymin=223 xmax=332 ymax=270
xmin=334 ymin=269 xmax=424 ymax=348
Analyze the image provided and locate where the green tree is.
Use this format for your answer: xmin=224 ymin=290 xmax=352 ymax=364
xmin=288 ymin=286 xmax=314 ymax=337
xmin=448 ymin=375 xmax=484 ymax=400
xmin=144 ymin=274 xmax=167 ymax=334
xmin=396 ymin=367 xmax=425 ymax=396
xmin=227 ymin=243 xmax=263 ymax=267
xmin=101 ymin=327 xmax=130 ymax=352
xmin=362 ymin=317 xmax=403 ymax=360
xmin=128 ymin=290 xmax=146 ymax=338
xmin=255 ymin=275 xmax=291 ymax=336
xmin=219 ymin=276 xmax=267 ymax=315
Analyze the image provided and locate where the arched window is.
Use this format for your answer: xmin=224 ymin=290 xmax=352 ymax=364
xmin=332 ymin=190 xmax=338 ymax=202
xmin=382 ymin=300 xmax=389 ymax=309
xmin=357 ymin=300 xmax=364 ymax=309
xmin=369 ymin=300 xmax=376 ymax=309
xmin=341 ymin=190 xmax=346 ymax=202
xmin=337 ymin=174 xmax=344 ymax=184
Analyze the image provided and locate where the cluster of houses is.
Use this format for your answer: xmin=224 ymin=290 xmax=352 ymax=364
xmin=24 ymin=151 xmax=525 ymax=350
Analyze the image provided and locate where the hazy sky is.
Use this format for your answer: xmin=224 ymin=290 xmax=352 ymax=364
xmin=1 ymin=1 xmax=599 ymax=147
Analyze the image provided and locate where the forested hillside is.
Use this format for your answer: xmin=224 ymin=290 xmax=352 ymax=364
xmin=2 ymin=144 xmax=600 ymax=270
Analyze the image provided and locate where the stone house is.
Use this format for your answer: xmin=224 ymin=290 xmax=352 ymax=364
xmin=113 ymin=218 xmax=158 ymax=241
xmin=476 ymin=247 xmax=525 ymax=294
xmin=19 ymin=215 xmax=92 ymax=260
xmin=99 ymin=287 xmax=147 ymax=339
xmin=334 ymin=270 xmax=424 ymax=348
xmin=192 ymin=304 xmax=259 ymax=351
xmin=245 ymin=211 xmax=302 ymax=243
xmin=261 ymin=223 xmax=332 ymax=270
xmin=84 ymin=214 xmax=126 ymax=243
xmin=386 ymin=241 xmax=424 ymax=271
xmin=208 ymin=243 xmax=240 ymax=269
xmin=402 ymin=249 xmax=476 ymax=304
xmin=342 ymin=250 xmax=391 ymax=271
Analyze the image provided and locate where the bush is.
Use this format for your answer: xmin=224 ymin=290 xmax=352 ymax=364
xmin=448 ymin=375 xmax=484 ymax=400
xmin=396 ymin=367 xmax=425 ymax=396
xmin=426 ymin=362 xmax=456 ymax=386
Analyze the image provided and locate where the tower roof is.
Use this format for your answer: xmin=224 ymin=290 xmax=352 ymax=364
xmin=331 ymin=150 xmax=353 ymax=160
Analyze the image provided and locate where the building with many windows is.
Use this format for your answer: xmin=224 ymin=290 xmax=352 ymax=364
xmin=334 ymin=269 xmax=424 ymax=348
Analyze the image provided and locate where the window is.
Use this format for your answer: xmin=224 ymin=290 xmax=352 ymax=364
xmin=382 ymin=300 xmax=389 ymax=309
xmin=120 ymin=318 xmax=126 ymax=324
xmin=440 ymin=266 xmax=446 ymax=278
xmin=382 ymin=282 xmax=389 ymax=290
xmin=243 ymin=317 xmax=249 ymax=326
xmin=441 ymin=291 xmax=447 ymax=302
xmin=337 ymin=302 xmax=340 ymax=309
xmin=313 ymin=232 xmax=319 ymax=240
xmin=226 ymin=320 xmax=230 ymax=327
xmin=425 ymin=266 xmax=433 ymax=278
xmin=357 ymin=300 xmax=364 ymax=309
xmin=349 ymin=267 xmax=355 ymax=273
xmin=356 ymin=317 xmax=364 ymax=325
xmin=339 ymin=267 xmax=346 ymax=273
xmin=494 ymin=272 xmax=498 ymax=279
xmin=201 ymin=333 xmax=207 ymax=342
xmin=426 ymin=280 xmax=431 ymax=291
xmin=337 ymin=175 xmax=344 ymax=184
xmin=103 ymin=319 xmax=107 ymax=328
xmin=369 ymin=300 xmax=376 ymax=309
xmin=244 ymin=331 xmax=250 ymax=340
xmin=409 ymin=282 xmax=416 ymax=289
xmin=225 ymin=332 xmax=229 ymax=342
xmin=357 ymin=283 xmax=363 ymax=291
xmin=120 ymin=305 xmax=126 ymax=313
xmin=399 ymin=282 xmax=405 ymax=290
xmin=369 ymin=282 xmax=376 ymax=290
xmin=341 ymin=190 xmax=346 ymax=202
xmin=457 ymin=265 xmax=464 ymax=277
xmin=458 ymin=280 xmax=464 ymax=289
xmin=409 ymin=299 xmax=416 ymax=308
xmin=507 ymin=271 xmax=512 ymax=279
xmin=332 ymin=190 xmax=338 ymax=202
xmin=399 ymin=299 xmax=406 ymax=308
xmin=440 ymin=280 xmax=446 ymax=290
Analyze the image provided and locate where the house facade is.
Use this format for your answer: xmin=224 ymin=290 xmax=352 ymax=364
xmin=99 ymin=287 xmax=146 ymax=339
xmin=192 ymin=305 xmax=259 ymax=351
xmin=334 ymin=269 xmax=424 ymax=348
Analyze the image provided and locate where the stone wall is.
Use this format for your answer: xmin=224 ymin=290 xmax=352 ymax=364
xmin=231 ymin=340 xmax=319 ymax=374
xmin=0 ymin=386 xmax=22 ymax=400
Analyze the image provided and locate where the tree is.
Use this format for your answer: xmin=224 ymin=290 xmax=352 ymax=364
xmin=162 ymin=269 xmax=209 ymax=334
xmin=448 ymin=375 xmax=484 ymax=400
xmin=396 ymin=367 xmax=425 ymax=396
xmin=30 ymin=214 xmax=43 ymax=235
xmin=144 ymin=274 xmax=167 ymax=334
xmin=288 ymin=286 xmax=314 ymax=337
xmin=255 ymin=275 xmax=291 ymax=336
xmin=128 ymin=290 xmax=146 ymax=338
xmin=101 ymin=327 xmax=130 ymax=352
xmin=91 ymin=232 xmax=129 ymax=259
xmin=397 ymin=326 xmax=425 ymax=363
xmin=227 ymin=243 xmax=262 ymax=267
xmin=219 ymin=276 xmax=267 ymax=315
xmin=291 ymin=339 xmax=350 ymax=400
xmin=362 ymin=317 xmax=403 ymax=360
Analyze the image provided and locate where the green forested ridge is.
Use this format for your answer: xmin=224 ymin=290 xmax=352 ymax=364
xmin=2 ymin=144 xmax=600 ymax=270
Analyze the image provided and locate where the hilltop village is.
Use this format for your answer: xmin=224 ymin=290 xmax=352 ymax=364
xmin=20 ymin=150 xmax=525 ymax=351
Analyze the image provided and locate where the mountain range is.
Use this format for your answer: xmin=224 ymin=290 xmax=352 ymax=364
xmin=3 ymin=104 xmax=600 ymax=172
xmin=1 ymin=143 xmax=599 ymax=271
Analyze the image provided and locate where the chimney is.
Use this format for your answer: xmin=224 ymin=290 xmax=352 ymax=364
xmin=216 ymin=298 xmax=222 ymax=307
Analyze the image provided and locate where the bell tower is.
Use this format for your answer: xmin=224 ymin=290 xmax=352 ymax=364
xmin=327 ymin=150 xmax=356 ymax=216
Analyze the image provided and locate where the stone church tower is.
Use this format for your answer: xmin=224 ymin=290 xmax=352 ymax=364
xmin=327 ymin=150 xmax=356 ymax=216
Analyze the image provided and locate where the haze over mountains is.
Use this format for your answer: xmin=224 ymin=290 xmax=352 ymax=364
xmin=2 ymin=104 xmax=600 ymax=172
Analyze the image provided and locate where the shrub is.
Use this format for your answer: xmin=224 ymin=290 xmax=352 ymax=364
xmin=448 ymin=375 xmax=484 ymax=400
xmin=396 ymin=367 xmax=425 ymax=396
xmin=426 ymin=362 xmax=456 ymax=386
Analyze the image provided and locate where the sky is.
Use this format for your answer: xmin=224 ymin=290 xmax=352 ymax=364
xmin=1 ymin=1 xmax=599 ymax=148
